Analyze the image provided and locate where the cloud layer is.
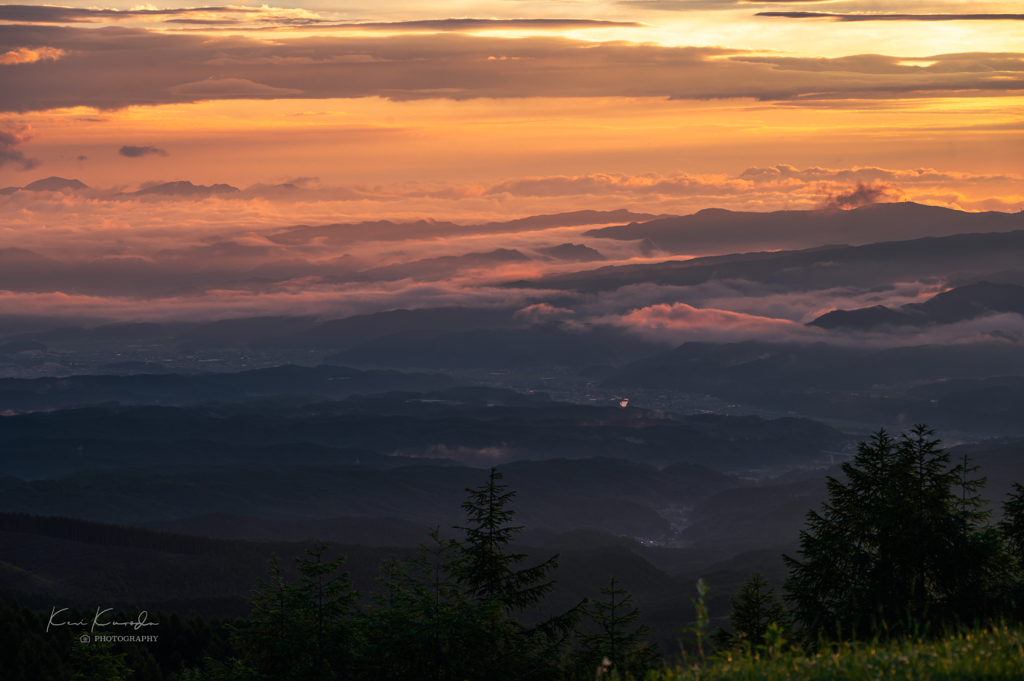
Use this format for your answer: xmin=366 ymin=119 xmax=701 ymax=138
xmin=119 ymin=145 xmax=168 ymax=158
xmin=0 ymin=124 xmax=38 ymax=170
xmin=0 ymin=46 xmax=66 ymax=65
xmin=1 ymin=26 xmax=1022 ymax=113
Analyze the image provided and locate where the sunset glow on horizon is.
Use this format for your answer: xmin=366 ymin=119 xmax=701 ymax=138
xmin=1 ymin=0 xmax=1022 ymax=323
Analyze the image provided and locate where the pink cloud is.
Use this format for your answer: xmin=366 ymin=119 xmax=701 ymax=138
xmin=0 ymin=47 xmax=66 ymax=66
xmin=604 ymin=302 xmax=819 ymax=344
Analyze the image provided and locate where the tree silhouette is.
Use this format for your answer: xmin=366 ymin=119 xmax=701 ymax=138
xmin=784 ymin=425 xmax=1009 ymax=642
xmin=575 ymin=577 xmax=657 ymax=678
xmin=453 ymin=467 xmax=585 ymax=680
xmin=711 ymin=572 xmax=791 ymax=651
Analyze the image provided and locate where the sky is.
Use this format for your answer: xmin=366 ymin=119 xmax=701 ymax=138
xmin=0 ymin=0 xmax=1022 ymax=326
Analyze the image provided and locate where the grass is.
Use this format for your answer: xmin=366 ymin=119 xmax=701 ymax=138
xmin=646 ymin=626 xmax=1024 ymax=680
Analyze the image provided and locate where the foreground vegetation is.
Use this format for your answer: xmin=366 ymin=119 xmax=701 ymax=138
xmin=659 ymin=626 xmax=1024 ymax=680
xmin=6 ymin=423 xmax=1024 ymax=680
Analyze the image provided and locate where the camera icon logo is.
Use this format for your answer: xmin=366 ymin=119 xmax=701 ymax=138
xmin=80 ymin=635 xmax=91 ymax=644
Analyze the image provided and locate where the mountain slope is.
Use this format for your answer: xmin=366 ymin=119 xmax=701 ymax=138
xmin=809 ymin=281 xmax=1024 ymax=329
xmin=583 ymin=202 xmax=1024 ymax=255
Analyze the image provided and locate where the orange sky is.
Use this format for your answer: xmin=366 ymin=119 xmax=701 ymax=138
xmin=1 ymin=0 xmax=1022 ymax=213
xmin=0 ymin=0 xmax=1022 ymax=323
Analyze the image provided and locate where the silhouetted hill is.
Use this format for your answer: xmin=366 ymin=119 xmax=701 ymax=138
xmin=324 ymin=323 xmax=665 ymax=369
xmin=0 ymin=340 xmax=45 ymax=355
xmin=0 ymin=438 xmax=455 ymax=480
xmin=142 ymin=513 xmax=430 ymax=546
xmin=809 ymin=281 xmax=1024 ymax=329
xmin=0 ymin=247 xmax=60 ymax=267
xmin=263 ymin=307 xmax=522 ymax=349
xmin=508 ymin=230 xmax=1024 ymax=294
xmin=132 ymin=181 xmax=240 ymax=197
xmin=0 ymin=364 xmax=456 ymax=411
xmin=809 ymin=305 xmax=918 ymax=330
xmin=601 ymin=339 xmax=1024 ymax=430
xmin=0 ymin=397 xmax=844 ymax=470
xmin=175 ymin=316 xmax=319 ymax=349
xmin=538 ymin=243 xmax=607 ymax=262
xmin=0 ymin=177 xmax=87 ymax=194
xmin=0 ymin=512 xmax=711 ymax=648
xmin=266 ymin=209 xmax=672 ymax=246
xmin=608 ymin=340 xmax=1024 ymax=392
xmin=349 ymin=248 xmax=530 ymax=282
xmin=0 ymin=457 xmax=737 ymax=537
xmin=583 ymin=202 xmax=1024 ymax=255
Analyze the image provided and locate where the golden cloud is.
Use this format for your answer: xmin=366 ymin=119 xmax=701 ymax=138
xmin=0 ymin=46 xmax=67 ymax=65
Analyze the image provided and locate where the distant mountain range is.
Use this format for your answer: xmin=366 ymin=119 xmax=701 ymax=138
xmin=0 ymin=176 xmax=88 ymax=194
xmin=538 ymin=242 xmax=607 ymax=262
xmin=129 ymin=180 xmax=240 ymax=197
xmin=583 ymin=202 xmax=1024 ymax=255
xmin=0 ymin=364 xmax=456 ymax=411
xmin=508 ymin=229 xmax=1024 ymax=294
xmin=322 ymin=323 xmax=665 ymax=369
xmin=266 ymin=209 xmax=673 ymax=246
xmin=0 ymin=177 xmax=243 ymax=197
xmin=810 ymin=281 xmax=1024 ymax=329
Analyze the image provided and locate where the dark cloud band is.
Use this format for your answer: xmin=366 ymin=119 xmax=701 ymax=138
xmin=1 ymin=26 xmax=1022 ymax=113
xmin=0 ymin=4 xmax=251 ymax=23
xmin=119 ymin=145 xmax=168 ymax=158
xmin=757 ymin=12 xmax=1024 ymax=22
xmin=307 ymin=19 xmax=645 ymax=30
xmin=0 ymin=5 xmax=642 ymax=31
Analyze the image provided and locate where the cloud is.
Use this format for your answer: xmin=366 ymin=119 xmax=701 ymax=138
xmin=2 ymin=27 xmax=1024 ymax=113
xmin=0 ymin=163 xmax=1017 ymax=260
xmin=0 ymin=46 xmax=66 ymax=65
xmin=302 ymin=19 xmax=646 ymax=32
xmin=622 ymin=0 xmax=831 ymax=9
xmin=167 ymin=77 xmax=304 ymax=98
xmin=599 ymin=299 xmax=1024 ymax=348
xmin=0 ymin=4 xmax=306 ymax=25
xmin=0 ymin=279 xmax=540 ymax=322
xmin=0 ymin=6 xmax=640 ymax=32
xmin=757 ymin=12 xmax=1024 ymax=22
xmin=514 ymin=303 xmax=576 ymax=324
xmin=119 ymin=145 xmax=168 ymax=158
xmin=819 ymin=182 xmax=905 ymax=210
xmin=0 ymin=123 xmax=39 ymax=170
xmin=603 ymin=301 xmax=820 ymax=344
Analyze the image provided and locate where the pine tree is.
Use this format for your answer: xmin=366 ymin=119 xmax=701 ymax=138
xmin=234 ymin=542 xmax=358 ymax=680
xmin=711 ymin=573 xmax=792 ymax=652
xmin=292 ymin=541 xmax=359 ymax=679
xmin=354 ymin=530 xmax=473 ymax=681
xmin=235 ymin=555 xmax=298 ymax=678
xmin=455 ymin=467 xmax=559 ymax=613
xmin=1001 ymin=482 xmax=1024 ymax=563
xmin=575 ymin=577 xmax=657 ymax=679
xmin=453 ymin=467 xmax=585 ymax=680
xmin=71 ymin=632 xmax=134 ymax=681
xmin=783 ymin=425 xmax=1009 ymax=643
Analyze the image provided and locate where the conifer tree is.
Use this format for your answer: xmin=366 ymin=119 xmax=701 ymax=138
xmin=235 ymin=542 xmax=358 ymax=680
xmin=999 ymin=483 xmax=1024 ymax=620
xmin=575 ymin=577 xmax=657 ymax=679
xmin=354 ymin=529 xmax=473 ymax=681
xmin=455 ymin=467 xmax=560 ymax=612
xmin=71 ymin=633 xmax=134 ymax=681
xmin=1001 ymin=482 xmax=1024 ymax=562
xmin=453 ymin=467 xmax=585 ymax=680
xmin=711 ymin=573 xmax=791 ymax=651
xmin=293 ymin=541 xmax=359 ymax=679
xmin=784 ymin=425 xmax=1009 ymax=642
